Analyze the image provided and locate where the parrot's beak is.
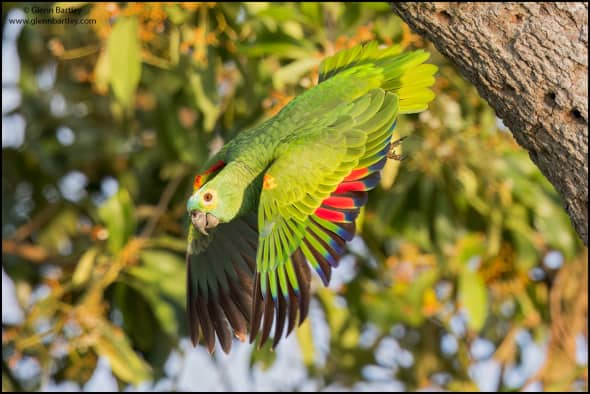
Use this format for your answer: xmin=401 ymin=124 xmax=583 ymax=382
xmin=190 ymin=210 xmax=219 ymax=236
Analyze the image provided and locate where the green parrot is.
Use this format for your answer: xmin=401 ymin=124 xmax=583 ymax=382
xmin=185 ymin=41 xmax=437 ymax=353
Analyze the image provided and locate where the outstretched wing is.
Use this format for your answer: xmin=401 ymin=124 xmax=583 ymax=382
xmin=251 ymin=89 xmax=399 ymax=347
xmin=186 ymin=212 xmax=258 ymax=353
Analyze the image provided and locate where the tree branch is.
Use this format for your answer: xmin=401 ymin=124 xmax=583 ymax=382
xmin=139 ymin=171 xmax=186 ymax=239
xmin=391 ymin=2 xmax=588 ymax=245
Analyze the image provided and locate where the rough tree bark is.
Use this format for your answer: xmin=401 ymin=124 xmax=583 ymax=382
xmin=391 ymin=3 xmax=588 ymax=245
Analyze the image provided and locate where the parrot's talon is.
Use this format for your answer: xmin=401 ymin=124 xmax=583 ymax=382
xmin=387 ymin=136 xmax=408 ymax=161
xmin=390 ymin=136 xmax=407 ymax=148
xmin=388 ymin=152 xmax=406 ymax=161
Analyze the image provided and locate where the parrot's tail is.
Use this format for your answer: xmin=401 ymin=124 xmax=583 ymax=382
xmin=318 ymin=41 xmax=438 ymax=114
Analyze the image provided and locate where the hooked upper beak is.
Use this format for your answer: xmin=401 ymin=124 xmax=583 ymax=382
xmin=190 ymin=210 xmax=220 ymax=236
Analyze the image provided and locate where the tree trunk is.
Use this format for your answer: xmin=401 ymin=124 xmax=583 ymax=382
xmin=391 ymin=3 xmax=588 ymax=245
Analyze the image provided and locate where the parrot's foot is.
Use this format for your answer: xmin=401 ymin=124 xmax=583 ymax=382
xmin=387 ymin=136 xmax=407 ymax=161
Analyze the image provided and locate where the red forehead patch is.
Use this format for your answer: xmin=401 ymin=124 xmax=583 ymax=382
xmin=193 ymin=175 xmax=203 ymax=190
xmin=192 ymin=160 xmax=225 ymax=191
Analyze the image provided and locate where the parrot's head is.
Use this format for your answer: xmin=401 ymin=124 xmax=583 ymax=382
xmin=186 ymin=170 xmax=247 ymax=235
xmin=186 ymin=184 xmax=223 ymax=236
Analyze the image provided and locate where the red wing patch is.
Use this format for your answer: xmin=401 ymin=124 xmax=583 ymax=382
xmin=343 ymin=167 xmax=368 ymax=182
xmin=314 ymin=153 xmax=389 ymax=223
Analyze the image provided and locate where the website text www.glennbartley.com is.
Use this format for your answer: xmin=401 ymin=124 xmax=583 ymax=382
xmin=7 ymin=5 xmax=96 ymax=26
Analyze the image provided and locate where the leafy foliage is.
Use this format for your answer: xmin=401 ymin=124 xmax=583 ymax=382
xmin=2 ymin=2 xmax=587 ymax=392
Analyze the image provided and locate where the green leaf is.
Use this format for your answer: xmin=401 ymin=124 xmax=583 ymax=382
xmin=401 ymin=268 xmax=438 ymax=326
xmin=434 ymin=192 xmax=455 ymax=249
xmin=533 ymin=198 xmax=577 ymax=259
xmin=147 ymin=235 xmax=187 ymax=253
xmin=123 ymin=278 xmax=180 ymax=337
xmin=404 ymin=211 xmax=432 ymax=250
xmin=281 ymin=21 xmax=304 ymax=39
xmin=108 ymin=17 xmax=141 ymax=111
xmin=362 ymin=2 xmax=393 ymax=11
xmin=296 ymin=319 xmax=315 ymax=367
xmin=323 ymin=3 xmax=345 ymax=23
xmin=124 ymin=249 xmax=185 ymax=336
xmin=72 ymin=247 xmax=98 ymax=288
xmin=189 ymin=45 xmax=221 ymax=133
xmin=164 ymin=4 xmax=191 ymax=24
xmin=243 ymin=2 xmax=270 ymax=14
xmin=487 ymin=207 xmax=503 ymax=257
xmin=256 ymin=5 xmax=303 ymax=23
xmin=93 ymin=321 xmax=152 ymax=385
xmin=455 ymin=234 xmax=486 ymax=266
xmin=249 ymin=339 xmax=277 ymax=371
xmin=132 ymin=249 xmax=185 ymax=302
xmin=513 ymin=234 xmax=539 ymax=271
xmin=190 ymin=72 xmax=220 ymax=132
xmin=169 ymin=26 xmax=180 ymax=66
xmin=299 ymin=3 xmax=322 ymax=26
xmin=457 ymin=167 xmax=478 ymax=200
xmin=113 ymin=283 xmax=158 ymax=351
xmin=459 ymin=269 xmax=488 ymax=332
xmin=317 ymin=288 xmax=359 ymax=347
xmin=272 ymin=57 xmax=320 ymax=90
xmin=507 ymin=206 xmax=539 ymax=271
xmin=97 ymin=188 xmax=136 ymax=255
xmin=37 ymin=209 xmax=79 ymax=254
xmin=237 ymin=42 xmax=312 ymax=59
xmin=93 ymin=49 xmax=110 ymax=95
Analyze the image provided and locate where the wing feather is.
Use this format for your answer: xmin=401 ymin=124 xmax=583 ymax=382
xmin=251 ymin=90 xmax=399 ymax=347
xmin=186 ymin=213 xmax=258 ymax=353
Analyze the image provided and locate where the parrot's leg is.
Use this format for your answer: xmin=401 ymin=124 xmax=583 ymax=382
xmin=387 ymin=136 xmax=407 ymax=161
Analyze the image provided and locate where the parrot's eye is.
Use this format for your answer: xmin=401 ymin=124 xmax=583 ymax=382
xmin=200 ymin=190 xmax=216 ymax=208
xmin=203 ymin=191 xmax=214 ymax=203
